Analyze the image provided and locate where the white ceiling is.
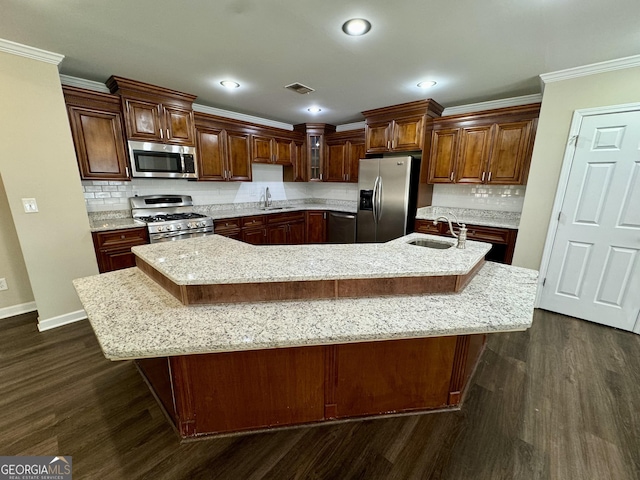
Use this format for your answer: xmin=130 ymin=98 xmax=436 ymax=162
xmin=2 ymin=0 xmax=639 ymax=125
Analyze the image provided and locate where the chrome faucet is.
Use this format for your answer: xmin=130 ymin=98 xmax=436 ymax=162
xmin=264 ymin=187 xmax=272 ymax=208
xmin=433 ymin=212 xmax=467 ymax=249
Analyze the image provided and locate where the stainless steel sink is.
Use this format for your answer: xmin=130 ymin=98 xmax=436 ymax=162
xmin=407 ymin=239 xmax=453 ymax=249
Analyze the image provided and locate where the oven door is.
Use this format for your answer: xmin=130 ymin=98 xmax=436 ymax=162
xmin=129 ymin=141 xmax=197 ymax=179
xmin=149 ymin=230 xmax=215 ymax=243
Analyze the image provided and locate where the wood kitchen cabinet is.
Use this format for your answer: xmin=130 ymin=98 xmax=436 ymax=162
xmin=324 ymin=130 xmax=365 ymax=183
xmin=240 ymin=215 xmax=268 ymax=245
xmin=213 ymin=218 xmax=242 ymax=240
xmin=267 ymin=212 xmax=306 ymax=245
xmin=251 ymin=135 xmax=293 ymax=166
xmin=427 ymin=104 xmax=540 ymax=185
xmin=293 ymin=123 xmax=336 ymax=182
xmin=415 ymin=219 xmax=517 ymax=264
xmin=92 ymin=227 xmax=149 ymax=273
xmin=362 ymin=100 xmax=444 ymax=154
xmin=107 ymin=76 xmax=197 ymax=146
xmin=63 ymin=86 xmax=130 ymax=181
xmin=196 ymin=125 xmax=252 ymax=181
xmin=306 ymin=211 xmax=327 ymax=243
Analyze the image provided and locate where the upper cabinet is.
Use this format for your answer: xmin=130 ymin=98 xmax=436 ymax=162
xmin=362 ymin=100 xmax=444 ymax=154
xmin=427 ymin=104 xmax=540 ymax=185
xmin=324 ymin=129 xmax=365 ymax=183
xmin=293 ymin=123 xmax=336 ymax=182
xmin=63 ymin=86 xmax=130 ymax=181
xmin=251 ymin=135 xmax=294 ymax=166
xmin=195 ymin=113 xmax=252 ymax=182
xmin=106 ymin=76 xmax=197 ymax=146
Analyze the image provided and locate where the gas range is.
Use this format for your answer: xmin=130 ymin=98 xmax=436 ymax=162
xmin=131 ymin=195 xmax=214 ymax=243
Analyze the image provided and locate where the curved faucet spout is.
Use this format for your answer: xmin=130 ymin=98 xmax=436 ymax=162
xmin=433 ymin=216 xmax=458 ymax=238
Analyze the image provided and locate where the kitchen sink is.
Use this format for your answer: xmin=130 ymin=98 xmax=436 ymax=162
xmin=407 ymin=239 xmax=453 ymax=249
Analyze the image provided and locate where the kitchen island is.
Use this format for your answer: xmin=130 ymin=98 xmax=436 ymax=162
xmin=73 ymin=233 xmax=537 ymax=440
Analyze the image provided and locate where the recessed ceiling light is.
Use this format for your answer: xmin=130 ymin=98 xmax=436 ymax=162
xmin=220 ymin=80 xmax=240 ymax=89
xmin=342 ymin=18 xmax=371 ymax=36
xmin=417 ymin=81 xmax=437 ymax=88
xmin=307 ymin=106 xmax=322 ymax=113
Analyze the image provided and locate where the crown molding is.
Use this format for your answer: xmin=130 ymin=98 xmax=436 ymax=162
xmin=540 ymin=54 xmax=640 ymax=84
xmin=0 ymin=38 xmax=64 ymax=65
xmin=442 ymin=94 xmax=542 ymax=116
xmin=336 ymin=121 xmax=366 ymax=132
xmin=193 ymin=104 xmax=293 ymax=131
xmin=59 ymin=74 xmax=110 ymax=93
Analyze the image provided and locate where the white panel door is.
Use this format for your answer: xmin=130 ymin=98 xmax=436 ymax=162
xmin=539 ymin=111 xmax=640 ymax=332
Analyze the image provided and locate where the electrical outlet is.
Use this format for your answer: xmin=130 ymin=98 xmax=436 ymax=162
xmin=0 ymin=278 xmax=7 ymax=291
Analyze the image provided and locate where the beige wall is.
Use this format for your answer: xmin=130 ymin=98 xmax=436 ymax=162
xmin=0 ymin=175 xmax=34 ymax=309
xmin=0 ymin=51 xmax=99 ymax=325
xmin=513 ymin=66 xmax=640 ymax=270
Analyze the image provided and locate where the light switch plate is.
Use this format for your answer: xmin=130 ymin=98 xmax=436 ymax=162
xmin=22 ymin=198 xmax=38 ymax=213
xmin=0 ymin=278 xmax=7 ymax=291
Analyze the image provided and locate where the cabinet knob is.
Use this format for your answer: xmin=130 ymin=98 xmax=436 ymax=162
xmin=120 ymin=234 xmax=125 ymax=239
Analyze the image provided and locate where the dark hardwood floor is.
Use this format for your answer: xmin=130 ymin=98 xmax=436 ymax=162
xmin=1 ymin=309 xmax=639 ymax=479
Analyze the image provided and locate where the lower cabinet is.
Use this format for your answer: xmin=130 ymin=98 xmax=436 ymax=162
xmin=415 ymin=219 xmax=517 ymax=264
xmin=306 ymin=211 xmax=327 ymax=243
xmin=267 ymin=212 xmax=306 ymax=245
xmin=92 ymin=227 xmax=149 ymax=273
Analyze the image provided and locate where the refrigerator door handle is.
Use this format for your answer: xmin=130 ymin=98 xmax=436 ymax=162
xmin=372 ymin=176 xmax=381 ymax=224
xmin=376 ymin=176 xmax=383 ymax=222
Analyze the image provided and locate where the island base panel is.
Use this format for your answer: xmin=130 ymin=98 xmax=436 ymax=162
xmin=136 ymin=334 xmax=486 ymax=439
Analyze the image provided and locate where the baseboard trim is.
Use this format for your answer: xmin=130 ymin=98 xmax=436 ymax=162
xmin=37 ymin=309 xmax=87 ymax=332
xmin=0 ymin=301 xmax=37 ymax=320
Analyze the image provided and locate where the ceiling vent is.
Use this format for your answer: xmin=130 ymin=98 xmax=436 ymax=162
xmin=285 ymin=82 xmax=315 ymax=94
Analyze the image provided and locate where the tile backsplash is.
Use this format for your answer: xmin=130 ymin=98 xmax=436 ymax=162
xmin=431 ymin=184 xmax=526 ymax=212
xmin=82 ymin=164 xmax=359 ymax=212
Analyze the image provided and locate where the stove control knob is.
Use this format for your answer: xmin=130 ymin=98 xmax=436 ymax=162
xmin=188 ymin=222 xmax=196 ymax=229
xmin=176 ymin=225 xmax=182 ymax=230
xmin=166 ymin=225 xmax=174 ymax=231
xmin=157 ymin=226 xmax=164 ymax=232
xmin=198 ymin=222 xmax=205 ymax=228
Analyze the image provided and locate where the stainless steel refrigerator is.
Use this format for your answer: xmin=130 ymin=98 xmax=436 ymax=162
xmin=356 ymin=156 xmax=421 ymax=243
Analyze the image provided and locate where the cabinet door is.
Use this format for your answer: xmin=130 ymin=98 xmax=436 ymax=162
xmin=414 ymin=219 xmax=441 ymax=235
xmin=292 ymin=140 xmax=306 ymax=182
xmin=487 ymin=121 xmax=533 ymax=184
xmin=274 ymin=138 xmax=293 ymax=166
xmin=267 ymin=224 xmax=288 ymax=244
xmin=392 ymin=115 xmax=424 ymax=151
xmin=252 ymin=135 xmax=274 ymax=163
xmin=288 ymin=220 xmax=306 ymax=245
xmin=67 ymin=106 xmax=129 ymax=180
xmin=366 ymin=121 xmax=392 ymax=153
xmin=456 ymin=126 xmax=493 ymax=184
xmin=164 ymin=105 xmax=195 ymax=145
xmin=325 ymin=141 xmax=347 ymax=182
xmin=242 ymin=227 xmax=267 ymax=245
xmin=123 ymin=98 xmax=162 ymax=141
xmin=306 ymin=211 xmax=327 ymax=243
xmin=196 ymin=127 xmax=226 ymax=181
xmin=227 ymin=131 xmax=252 ymax=181
xmin=428 ymin=128 xmax=460 ymax=183
xmin=346 ymin=140 xmax=365 ymax=183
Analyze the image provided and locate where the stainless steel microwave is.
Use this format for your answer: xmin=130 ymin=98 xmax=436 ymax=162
xmin=128 ymin=141 xmax=197 ymax=179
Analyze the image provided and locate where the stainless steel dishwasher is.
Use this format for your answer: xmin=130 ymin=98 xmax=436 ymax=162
xmin=328 ymin=212 xmax=356 ymax=243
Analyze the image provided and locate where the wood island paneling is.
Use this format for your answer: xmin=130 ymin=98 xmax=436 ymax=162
xmin=136 ymin=334 xmax=486 ymax=439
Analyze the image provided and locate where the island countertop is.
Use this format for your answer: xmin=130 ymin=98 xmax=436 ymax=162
xmin=131 ymin=233 xmax=492 ymax=286
xmin=73 ymin=260 xmax=537 ymax=361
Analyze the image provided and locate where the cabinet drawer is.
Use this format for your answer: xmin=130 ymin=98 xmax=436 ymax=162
xmin=214 ymin=217 xmax=241 ymax=233
xmin=266 ymin=211 xmax=305 ymax=225
xmin=241 ymin=215 xmax=266 ymax=228
xmin=92 ymin=227 xmax=149 ymax=249
xmin=442 ymin=224 xmax=511 ymax=244
xmin=414 ymin=220 xmax=441 ymax=235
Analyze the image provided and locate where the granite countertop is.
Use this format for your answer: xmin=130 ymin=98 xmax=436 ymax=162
xmin=88 ymin=202 xmax=358 ymax=232
xmin=131 ymin=233 xmax=491 ymax=285
xmin=73 ymin=261 xmax=537 ymax=360
xmin=416 ymin=206 xmax=520 ymax=229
